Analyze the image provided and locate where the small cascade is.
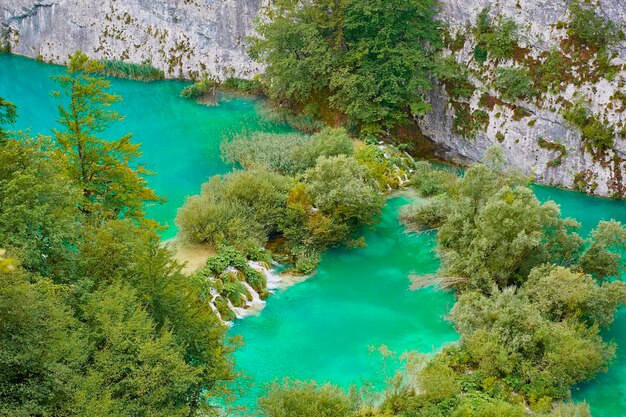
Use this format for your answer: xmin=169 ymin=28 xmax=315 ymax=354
xmin=249 ymin=260 xmax=282 ymax=290
xmin=241 ymin=281 xmax=266 ymax=313
xmin=226 ymin=298 xmax=244 ymax=320
xmin=208 ymin=287 xmax=230 ymax=326
xmin=397 ymin=173 xmax=410 ymax=186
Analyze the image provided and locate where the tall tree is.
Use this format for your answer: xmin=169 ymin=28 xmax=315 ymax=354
xmin=53 ymin=51 xmax=160 ymax=222
xmin=0 ymin=268 xmax=86 ymax=417
xmin=0 ymin=135 xmax=82 ymax=279
xmin=250 ymin=0 xmax=441 ymax=135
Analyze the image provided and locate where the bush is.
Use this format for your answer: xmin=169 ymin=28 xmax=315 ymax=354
xmin=494 ymin=67 xmax=535 ymax=101
xmin=399 ymin=198 xmax=448 ymax=231
xmin=304 ymin=155 xmax=384 ymax=233
xmin=221 ymin=132 xmax=309 ymax=173
xmin=221 ymin=127 xmax=354 ymax=175
xmin=411 ymin=162 xmax=457 ymax=197
xmin=474 ymin=9 xmax=519 ymax=61
xmin=434 ymin=56 xmax=475 ymax=100
xmin=180 ymin=78 xmax=216 ymax=100
xmin=100 ymin=60 xmax=164 ymax=81
xmin=562 ymin=101 xmax=615 ymax=152
xmin=259 ymin=380 xmax=354 ymax=417
xmin=221 ymin=77 xmax=263 ymax=94
xmin=176 ymin=170 xmax=291 ymax=247
xmin=567 ymin=1 xmax=623 ymax=51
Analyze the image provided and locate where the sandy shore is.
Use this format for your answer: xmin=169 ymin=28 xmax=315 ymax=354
xmin=164 ymin=238 xmax=216 ymax=275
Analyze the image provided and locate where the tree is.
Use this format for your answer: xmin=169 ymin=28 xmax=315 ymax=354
xmin=330 ymin=0 xmax=441 ymax=133
xmin=303 ymin=155 xmax=384 ymax=242
xmin=0 ymin=135 xmax=82 ymax=279
xmin=72 ymin=283 xmax=198 ymax=417
xmin=53 ymin=51 xmax=159 ymax=222
xmin=0 ymin=97 xmax=17 ymax=141
xmin=76 ymin=219 xmax=238 ymax=414
xmin=250 ymin=0 xmax=441 ymax=134
xmin=0 ymin=268 xmax=86 ymax=417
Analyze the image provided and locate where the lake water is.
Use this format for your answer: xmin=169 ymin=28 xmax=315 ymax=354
xmin=1 ymin=53 xmax=625 ymax=416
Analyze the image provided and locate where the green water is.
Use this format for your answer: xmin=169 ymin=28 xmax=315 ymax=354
xmin=2 ymin=54 xmax=626 ymax=416
xmin=533 ymin=186 xmax=626 ymax=417
xmin=231 ymin=195 xmax=458 ymax=404
xmin=0 ymin=54 xmax=289 ymax=239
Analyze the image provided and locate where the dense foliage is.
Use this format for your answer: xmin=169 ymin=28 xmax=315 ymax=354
xmin=178 ymin=128 xmax=394 ymax=273
xmin=249 ymin=0 xmax=442 ymax=135
xmin=259 ymin=151 xmax=626 ymax=416
xmin=0 ymin=53 xmax=237 ymax=416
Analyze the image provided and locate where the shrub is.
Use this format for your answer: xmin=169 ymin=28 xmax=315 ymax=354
xmin=562 ymin=101 xmax=616 ymax=152
xmin=221 ymin=77 xmax=263 ymax=94
xmin=494 ymin=67 xmax=535 ymax=101
xmin=434 ymin=56 xmax=475 ymax=100
xmin=399 ymin=198 xmax=448 ymax=231
xmin=176 ymin=170 xmax=291 ymax=247
xmin=221 ymin=132 xmax=309 ymax=173
xmin=474 ymin=9 xmax=519 ymax=61
xmin=259 ymin=379 xmax=353 ymax=417
xmin=221 ymin=127 xmax=354 ymax=175
xmin=567 ymin=1 xmax=623 ymax=51
xmin=180 ymin=78 xmax=216 ymax=100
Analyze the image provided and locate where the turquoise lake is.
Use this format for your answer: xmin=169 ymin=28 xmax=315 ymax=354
xmin=1 ymin=53 xmax=625 ymax=416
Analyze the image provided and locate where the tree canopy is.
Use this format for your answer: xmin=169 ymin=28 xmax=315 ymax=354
xmin=249 ymin=0 xmax=442 ymax=135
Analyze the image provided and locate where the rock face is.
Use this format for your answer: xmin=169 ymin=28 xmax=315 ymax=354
xmin=2 ymin=0 xmax=625 ymax=196
xmin=421 ymin=0 xmax=626 ymax=197
xmin=0 ymin=0 xmax=265 ymax=79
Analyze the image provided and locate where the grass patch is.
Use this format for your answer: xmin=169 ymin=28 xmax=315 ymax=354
xmin=100 ymin=60 xmax=164 ymax=81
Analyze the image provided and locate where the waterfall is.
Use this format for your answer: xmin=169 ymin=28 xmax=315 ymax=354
xmin=249 ymin=260 xmax=282 ymax=291
xmin=241 ymin=281 xmax=266 ymax=311
xmin=208 ymin=287 xmax=230 ymax=326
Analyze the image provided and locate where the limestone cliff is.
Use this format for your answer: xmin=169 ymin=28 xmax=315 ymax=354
xmin=422 ymin=0 xmax=626 ymax=197
xmin=0 ymin=0 xmax=265 ymax=79
xmin=2 ymin=0 xmax=625 ymax=196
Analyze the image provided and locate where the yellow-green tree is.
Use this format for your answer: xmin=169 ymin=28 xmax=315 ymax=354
xmin=53 ymin=51 xmax=160 ymax=222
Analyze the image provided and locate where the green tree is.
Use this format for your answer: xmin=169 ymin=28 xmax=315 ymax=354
xmin=303 ymin=155 xmax=384 ymax=241
xmin=76 ymin=219 xmax=238 ymax=413
xmin=250 ymin=0 xmax=441 ymax=134
xmin=53 ymin=51 xmax=159 ymax=221
xmin=0 ymin=96 xmax=17 ymax=141
xmin=0 ymin=268 xmax=86 ymax=417
xmin=0 ymin=135 xmax=82 ymax=279
xmin=72 ymin=283 xmax=198 ymax=417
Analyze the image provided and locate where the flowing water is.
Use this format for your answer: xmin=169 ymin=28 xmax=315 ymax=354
xmin=1 ymin=54 xmax=625 ymax=416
